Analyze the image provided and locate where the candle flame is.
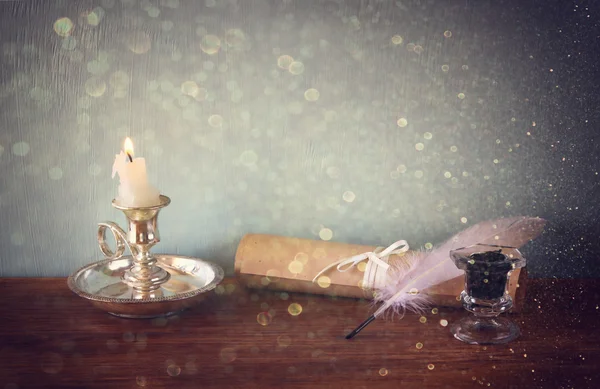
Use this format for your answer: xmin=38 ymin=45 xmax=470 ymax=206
xmin=124 ymin=137 xmax=134 ymax=159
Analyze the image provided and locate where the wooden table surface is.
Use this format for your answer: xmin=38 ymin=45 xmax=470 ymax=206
xmin=0 ymin=277 xmax=598 ymax=389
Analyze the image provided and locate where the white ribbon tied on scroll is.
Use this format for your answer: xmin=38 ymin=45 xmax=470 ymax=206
xmin=311 ymin=240 xmax=409 ymax=290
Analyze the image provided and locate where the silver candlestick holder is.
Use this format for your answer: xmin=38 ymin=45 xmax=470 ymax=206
xmin=68 ymin=195 xmax=224 ymax=318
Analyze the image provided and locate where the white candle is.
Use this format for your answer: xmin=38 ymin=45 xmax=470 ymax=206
xmin=111 ymin=137 xmax=160 ymax=207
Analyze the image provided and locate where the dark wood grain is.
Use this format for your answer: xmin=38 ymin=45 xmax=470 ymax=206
xmin=0 ymin=277 xmax=599 ymax=389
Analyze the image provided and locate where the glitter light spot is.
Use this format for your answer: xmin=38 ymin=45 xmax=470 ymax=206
xmin=12 ymin=141 xmax=30 ymax=157
xmin=424 ymin=132 xmax=433 ymax=140
xmin=304 ymin=88 xmax=320 ymax=102
xmin=200 ymin=35 xmax=221 ymax=55
xmin=294 ymin=252 xmax=309 ymax=264
xmin=181 ymin=81 xmax=199 ymax=96
xmin=424 ymin=242 xmax=433 ymax=250
xmin=342 ymin=191 xmax=356 ymax=203
xmin=444 ymin=30 xmax=452 ymax=38
xmin=256 ymin=312 xmax=271 ymax=326
xmin=240 ymin=150 xmax=258 ymax=166
xmin=85 ymin=77 xmax=106 ymax=97
xmin=277 ymin=55 xmax=294 ymax=70
xmin=167 ymin=364 xmax=181 ymax=376
xmin=428 ymin=364 xmax=435 ymax=370
xmin=440 ymin=319 xmax=449 ymax=327
xmin=208 ymin=114 xmax=223 ymax=128
xmin=54 ymin=17 xmax=74 ymax=37
xmin=319 ymin=228 xmax=333 ymax=241
xmin=431 ymin=308 xmax=439 ymax=314
xmin=397 ymin=118 xmax=408 ymax=127
xmin=109 ymin=71 xmax=129 ymax=90
xmin=397 ymin=165 xmax=407 ymax=173
xmin=86 ymin=7 xmax=105 ymax=26
xmin=409 ymin=288 xmax=419 ymax=295
xmin=288 ymin=303 xmax=303 ymax=316
xmin=444 ymin=171 xmax=452 ymax=178
xmin=450 ymin=145 xmax=458 ymax=152
xmin=415 ymin=143 xmax=424 ymax=151
xmin=391 ymin=35 xmax=403 ymax=45
xmin=48 ymin=167 xmax=63 ymax=180
xmin=288 ymin=260 xmax=304 ymax=274
xmin=416 ymin=342 xmax=423 ymax=349
xmin=441 ymin=64 xmax=449 ymax=72
xmin=458 ymin=92 xmax=465 ymax=99
xmin=317 ymin=276 xmax=331 ymax=288
xmin=357 ymin=262 xmax=367 ymax=272
xmin=225 ymin=29 xmax=246 ymax=48
xmin=379 ymin=368 xmax=389 ymax=376
xmin=277 ymin=335 xmax=292 ymax=348
xmin=219 ymin=348 xmax=237 ymax=363
xmin=419 ymin=316 xmax=427 ymax=324
xmin=289 ymin=61 xmax=305 ymax=75
xmin=126 ymin=32 xmax=151 ymax=54
xmin=461 ymin=217 xmax=468 ymax=224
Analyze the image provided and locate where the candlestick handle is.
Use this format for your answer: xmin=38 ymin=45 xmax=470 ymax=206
xmin=97 ymin=221 xmax=135 ymax=260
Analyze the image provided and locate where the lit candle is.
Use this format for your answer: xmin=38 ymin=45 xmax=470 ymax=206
xmin=111 ymin=137 xmax=160 ymax=207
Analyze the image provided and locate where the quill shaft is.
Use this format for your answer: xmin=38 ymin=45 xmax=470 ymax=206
xmin=345 ymin=315 xmax=376 ymax=339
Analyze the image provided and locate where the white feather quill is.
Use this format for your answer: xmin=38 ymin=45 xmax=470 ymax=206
xmin=346 ymin=216 xmax=546 ymax=339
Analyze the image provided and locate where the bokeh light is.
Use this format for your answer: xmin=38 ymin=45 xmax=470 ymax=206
xmin=256 ymin=312 xmax=271 ymax=326
xmin=287 ymin=303 xmax=303 ymax=316
xmin=277 ymin=55 xmax=294 ymax=70
xmin=201 ymin=35 xmax=221 ymax=55
xmin=53 ymin=18 xmax=74 ymax=37
xmin=317 ymin=276 xmax=331 ymax=288
xmin=319 ymin=228 xmax=333 ymax=241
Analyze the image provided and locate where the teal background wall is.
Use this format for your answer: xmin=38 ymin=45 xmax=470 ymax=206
xmin=1 ymin=0 xmax=598 ymax=278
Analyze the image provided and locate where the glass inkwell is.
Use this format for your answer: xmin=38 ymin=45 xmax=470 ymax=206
xmin=450 ymin=244 xmax=525 ymax=345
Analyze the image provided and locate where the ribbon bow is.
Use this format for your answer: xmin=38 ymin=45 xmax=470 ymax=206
xmin=311 ymin=240 xmax=409 ymax=285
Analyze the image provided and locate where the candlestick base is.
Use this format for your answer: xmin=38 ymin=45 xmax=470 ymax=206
xmin=68 ymin=254 xmax=223 ymax=318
